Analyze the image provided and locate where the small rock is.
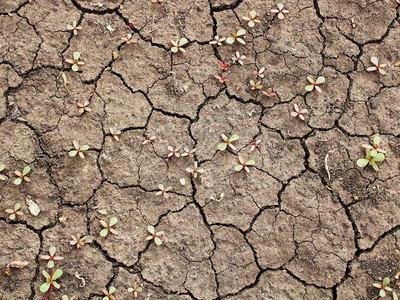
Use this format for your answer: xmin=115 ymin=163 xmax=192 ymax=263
xmin=370 ymin=99 xmax=379 ymax=109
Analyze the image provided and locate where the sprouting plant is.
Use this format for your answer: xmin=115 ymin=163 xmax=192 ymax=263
xmin=167 ymin=145 xmax=182 ymax=158
xmin=5 ymin=203 xmax=23 ymax=220
xmin=0 ymin=164 xmax=6 ymax=181
xmin=14 ymin=166 xmax=31 ymax=185
xmin=250 ymin=80 xmax=262 ymax=90
xmin=234 ymin=155 xmax=255 ymax=173
xmin=128 ymin=282 xmax=143 ymax=298
xmin=271 ymin=3 xmax=289 ymax=19
xmin=209 ymin=36 xmax=226 ymax=46
xmin=232 ymin=51 xmax=246 ymax=65
xmin=146 ymin=225 xmax=164 ymax=245
xmin=218 ymin=134 xmax=239 ymax=151
xmin=100 ymin=217 xmax=118 ymax=237
xmin=122 ymin=33 xmax=134 ymax=44
xmin=39 ymin=246 xmax=64 ymax=268
xmin=217 ymin=60 xmax=228 ymax=71
xmin=242 ymin=11 xmax=260 ymax=27
xmin=67 ymin=21 xmax=82 ymax=35
xmin=69 ymin=141 xmax=89 ymax=159
xmin=171 ymin=38 xmax=188 ymax=53
xmin=254 ymin=67 xmax=265 ymax=78
xmin=110 ymin=128 xmax=121 ymax=141
xmin=357 ymin=149 xmax=385 ymax=171
xmin=40 ymin=269 xmax=63 ymax=298
xmin=262 ymin=88 xmax=276 ymax=98
xmin=62 ymin=295 xmax=76 ymax=300
xmin=249 ymin=140 xmax=261 ymax=153
xmin=362 ymin=135 xmax=386 ymax=156
xmin=290 ymin=104 xmax=308 ymax=120
xmin=372 ymin=277 xmax=393 ymax=297
xmin=226 ymin=28 xmax=246 ymax=45
xmin=305 ymin=76 xmax=325 ymax=93
xmin=367 ymin=57 xmax=387 ymax=75
xmin=186 ymin=161 xmax=205 ymax=178
xmin=181 ymin=147 xmax=196 ymax=157
xmin=142 ymin=136 xmax=156 ymax=145
xmin=65 ymin=52 xmax=85 ymax=72
xmin=102 ymin=286 xmax=116 ymax=300
xmin=215 ymin=74 xmax=229 ymax=83
xmin=77 ymin=100 xmax=91 ymax=114
xmin=156 ymin=184 xmax=171 ymax=198
xmin=70 ymin=234 xmax=89 ymax=249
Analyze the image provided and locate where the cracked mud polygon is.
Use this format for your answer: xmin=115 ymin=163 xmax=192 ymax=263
xmin=1 ymin=0 xmax=400 ymax=299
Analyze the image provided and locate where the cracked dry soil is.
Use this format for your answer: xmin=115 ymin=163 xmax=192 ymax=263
xmin=1 ymin=0 xmax=400 ymax=299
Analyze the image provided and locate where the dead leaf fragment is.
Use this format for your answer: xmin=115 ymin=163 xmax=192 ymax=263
xmin=8 ymin=261 xmax=29 ymax=269
xmin=25 ymin=196 xmax=40 ymax=216
xmin=97 ymin=209 xmax=108 ymax=215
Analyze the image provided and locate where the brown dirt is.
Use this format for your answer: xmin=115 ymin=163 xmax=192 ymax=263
xmin=1 ymin=0 xmax=400 ymax=299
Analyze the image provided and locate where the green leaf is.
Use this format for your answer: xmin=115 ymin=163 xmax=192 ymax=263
xmin=371 ymin=56 xmax=378 ymax=66
xmin=246 ymin=160 xmax=255 ymax=165
xmin=109 ymin=286 xmax=116 ymax=294
xmin=237 ymin=28 xmax=246 ymax=36
xmin=316 ymin=76 xmax=325 ymax=84
xmin=374 ymin=153 xmax=385 ymax=162
xmin=249 ymin=11 xmax=256 ymax=18
xmin=230 ymin=134 xmax=239 ymax=141
xmin=69 ymin=150 xmax=78 ymax=157
xmin=14 ymin=203 xmax=21 ymax=210
xmin=0 ymin=174 xmax=6 ymax=181
xmin=14 ymin=177 xmax=22 ymax=185
xmin=80 ymin=145 xmax=89 ymax=151
xmin=226 ymin=37 xmax=234 ymax=44
xmin=9 ymin=214 xmax=16 ymax=220
xmin=100 ymin=228 xmax=109 ymax=237
xmin=52 ymin=269 xmax=63 ymax=280
xmin=23 ymin=166 xmax=30 ymax=175
xmin=393 ymin=291 xmax=398 ymax=300
xmin=369 ymin=149 xmax=377 ymax=157
xmin=179 ymin=38 xmax=188 ymax=46
xmin=0 ymin=164 xmax=4 ymax=172
xmin=72 ymin=64 xmax=79 ymax=72
xmin=218 ymin=143 xmax=227 ymax=151
xmin=147 ymin=225 xmax=155 ymax=234
xmin=42 ymin=270 xmax=50 ymax=279
xmin=109 ymin=217 xmax=118 ymax=226
xmin=40 ymin=282 xmax=50 ymax=293
xmin=305 ymin=85 xmax=314 ymax=91
xmin=62 ymin=296 xmax=68 ymax=300
xmin=379 ymin=68 xmax=386 ymax=75
xmin=53 ymin=281 xmax=60 ymax=289
xmin=382 ymin=277 xmax=390 ymax=286
xmin=380 ymin=289 xmax=386 ymax=297
xmin=47 ymin=260 xmax=54 ymax=269
xmin=49 ymin=246 xmax=56 ymax=256
xmin=171 ymin=47 xmax=178 ymax=53
xmin=154 ymin=237 xmax=163 ymax=245
xmin=73 ymin=52 xmax=80 ymax=60
xmin=373 ymin=135 xmax=381 ymax=146
xmin=234 ymin=165 xmax=243 ymax=171
xmin=356 ymin=159 xmax=369 ymax=168
xmin=137 ymin=287 xmax=143 ymax=292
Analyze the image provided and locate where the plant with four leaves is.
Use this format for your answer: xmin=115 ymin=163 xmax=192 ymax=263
xmin=290 ymin=104 xmax=308 ymax=120
xmin=167 ymin=145 xmax=182 ymax=158
xmin=0 ymin=164 xmax=6 ymax=181
xmin=5 ymin=203 xmax=23 ymax=220
xmin=234 ymin=155 xmax=255 ymax=173
xmin=226 ymin=28 xmax=246 ymax=45
xmin=362 ymin=135 xmax=386 ymax=156
xmin=77 ymin=100 xmax=91 ymax=114
xmin=271 ymin=3 xmax=289 ymax=19
xmin=128 ymin=282 xmax=143 ymax=298
xmin=109 ymin=128 xmax=121 ymax=141
xmin=215 ymin=74 xmax=229 ymax=83
xmin=249 ymin=140 xmax=261 ymax=153
xmin=122 ymin=33 xmax=135 ymax=44
xmin=100 ymin=217 xmax=118 ymax=237
xmin=156 ymin=184 xmax=172 ymax=198
xmin=209 ymin=36 xmax=226 ymax=46
xmin=142 ymin=136 xmax=156 ymax=145
xmin=40 ymin=269 xmax=63 ymax=298
xmin=242 ymin=11 xmax=261 ymax=27
xmin=218 ymin=134 xmax=239 ymax=151
xmin=305 ymin=76 xmax=325 ymax=93
xmin=171 ymin=38 xmax=188 ymax=53
xmin=254 ymin=67 xmax=265 ymax=78
xmin=181 ymin=147 xmax=196 ymax=157
xmin=67 ymin=21 xmax=82 ymax=35
xmin=367 ymin=57 xmax=387 ymax=75
xmin=217 ymin=60 xmax=228 ymax=71
xmin=232 ymin=51 xmax=246 ymax=65
xmin=39 ymin=246 xmax=64 ymax=268
xmin=102 ymin=286 xmax=116 ymax=300
xmin=146 ymin=225 xmax=164 ymax=245
xmin=372 ymin=277 xmax=393 ymax=298
xmin=69 ymin=141 xmax=89 ymax=159
xmin=186 ymin=161 xmax=205 ymax=178
xmin=65 ymin=52 xmax=85 ymax=72
xmin=357 ymin=149 xmax=385 ymax=171
xmin=70 ymin=234 xmax=89 ymax=249
xmin=250 ymin=80 xmax=262 ymax=90
xmin=14 ymin=166 xmax=31 ymax=185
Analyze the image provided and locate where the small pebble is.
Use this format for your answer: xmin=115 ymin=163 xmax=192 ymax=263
xmin=370 ymin=99 xmax=379 ymax=109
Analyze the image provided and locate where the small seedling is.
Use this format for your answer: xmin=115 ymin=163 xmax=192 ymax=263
xmin=217 ymin=60 xmax=228 ymax=71
xmin=209 ymin=36 xmax=226 ymax=46
xmin=69 ymin=141 xmax=89 ymax=159
xmin=14 ymin=166 xmax=31 ymax=185
xmin=271 ymin=3 xmax=289 ymax=19
xmin=362 ymin=135 xmax=386 ymax=156
xmin=77 ymin=100 xmax=91 ymax=114
xmin=186 ymin=161 xmax=205 ymax=178
xmin=305 ymin=76 xmax=325 ymax=93
xmin=67 ymin=21 xmax=82 ymax=35
xmin=167 ymin=146 xmax=182 ymax=158
xmin=156 ymin=184 xmax=171 ymax=198
xmin=250 ymin=80 xmax=262 ymax=90
xmin=146 ymin=225 xmax=164 ymax=245
xmin=142 ymin=136 xmax=156 ymax=145
xmin=39 ymin=246 xmax=64 ymax=269
xmin=102 ymin=286 xmax=116 ymax=300
xmin=181 ymin=147 xmax=196 ymax=157
xmin=234 ymin=155 xmax=255 ymax=173
xmin=65 ymin=52 xmax=85 ymax=72
xmin=254 ymin=67 xmax=265 ymax=78
xmin=62 ymin=295 xmax=76 ymax=300
xmin=249 ymin=140 xmax=261 ymax=153
xmin=215 ymin=74 xmax=229 ymax=83
xmin=226 ymin=28 xmax=246 ymax=45
xmin=5 ymin=203 xmax=23 ymax=220
xmin=171 ymin=38 xmax=188 ymax=53
xmin=367 ymin=57 xmax=387 ymax=75
xmin=290 ymin=104 xmax=308 ymax=120
xmin=357 ymin=149 xmax=385 ymax=171
xmin=40 ymin=269 xmax=63 ymax=297
xmin=232 ymin=51 xmax=246 ymax=65
xmin=110 ymin=128 xmax=121 ymax=141
xmin=0 ymin=164 xmax=6 ymax=181
xmin=70 ymin=234 xmax=88 ymax=249
xmin=128 ymin=282 xmax=143 ymax=298
xmin=242 ymin=11 xmax=260 ymax=27
xmin=372 ymin=277 xmax=392 ymax=297
xmin=100 ymin=217 xmax=118 ymax=237
xmin=351 ymin=17 xmax=356 ymax=28
xmin=262 ymin=88 xmax=276 ymax=97
xmin=218 ymin=134 xmax=239 ymax=151
xmin=122 ymin=33 xmax=134 ymax=44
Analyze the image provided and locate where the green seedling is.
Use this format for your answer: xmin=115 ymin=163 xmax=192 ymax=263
xmin=218 ymin=134 xmax=239 ymax=151
xmin=110 ymin=128 xmax=121 ymax=141
xmin=254 ymin=67 xmax=265 ymax=78
xmin=146 ymin=225 xmax=164 ymax=245
xmin=232 ymin=51 xmax=246 ymax=65
xmin=234 ymin=155 xmax=255 ymax=173
xmin=39 ymin=246 xmax=64 ymax=269
xmin=242 ymin=11 xmax=260 ymax=27
xmin=372 ymin=277 xmax=392 ymax=297
xmin=271 ymin=3 xmax=289 ymax=19
xmin=305 ymin=76 xmax=325 ymax=93
xmin=100 ymin=217 xmax=118 ymax=237
xmin=65 ymin=52 xmax=85 ymax=71
xmin=168 ymin=145 xmax=182 ymax=158
xmin=5 ymin=203 xmax=23 ymax=220
xmin=250 ymin=80 xmax=262 ymax=90
xmin=171 ymin=38 xmax=188 ymax=53
xmin=249 ymin=140 xmax=261 ymax=153
xmin=122 ymin=33 xmax=135 ymax=44
xmin=186 ymin=161 xmax=205 ymax=179
xmin=67 ymin=21 xmax=82 ymax=35
xmin=209 ymin=36 xmax=226 ymax=46
xmin=156 ymin=184 xmax=171 ymax=198
xmin=77 ymin=100 xmax=91 ymax=114
xmin=226 ymin=28 xmax=246 ymax=45
xmin=40 ymin=269 xmax=63 ymax=298
xmin=362 ymin=135 xmax=386 ymax=156
xmin=102 ymin=286 xmax=116 ymax=300
xmin=0 ymin=164 xmax=6 ymax=181
xmin=70 ymin=234 xmax=89 ymax=249
xmin=62 ymin=295 xmax=76 ymax=300
xmin=69 ymin=140 xmax=89 ymax=159
xmin=14 ymin=166 xmax=31 ymax=185
xmin=128 ymin=282 xmax=143 ymax=298
xmin=357 ymin=149 xmax=385 ymax=171
xmin=181 ymin=147 xmax=196 ymax=157
xmin=291 ymin=104 xmax=308 ymax=120
xmin=142 ymin=136 xmax=156 ymax=145
xmin=367 ymin=57 xmax=387 ymax=75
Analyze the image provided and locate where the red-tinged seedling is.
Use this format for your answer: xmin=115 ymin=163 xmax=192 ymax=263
xmin=271 ymin=3 xmax=289 ymax=19
xmin=290 ymin=104 xmax=308 ymax=120
xmin=181 ymin=147 xmax=196 ymax=157
xmin=262 ymin=88 xmax=276 ymax=98
xmin=102 ymin=286 xmax=116 ymax=300
xmin=249 ymin=140 xmax=261 ymax=153
xmin=65 ymin=52 xmax=84 ymax=72
xmin=70 ymin=234 xmax=89 ymax=249
xmin=305 ymin=76 xmax=325 ymax=93
xmin=39 ymin=246 xmax=64 ymax=269
xmin=351 ymin=17 xmax=355 ymax=28
xmin=77 ymin=100 xmax=91 ymax=114
xmin=250 ymin=80 xmax=262 ymax=90
xmin=171 ymin=38 xmax=188 ymax=53
xmin=372 ymin=277 xmax=393 ymax=297
xmin=232 ymin=51 xmax=246 ymax=65
xmin=357 ymin=149 xmax=385 ymax=172
xmin=218 ymin=134 xmax=239 ymax=151
xmin=69 ymin=140 xmax=89 ymax=159
xmin=0 ymin=164 xmax=6 ymax=181
xmin=156 ymin=184 xmax=171 ymax=198
xmin=209 ymin=36 xmax=226 ymax=46
xmin=367 ymin=57 xmax=387 ymax=75
xmin=40 ymin=269 xmax=63 ymax=298
xmin=242 ymin=11 xmax=260 ymax=27
xmin=5 ymin=203 xmax=23 ymax=220
xmin=226 ymin=28 xmax=246 ymax=45
xmin=100 ymin=217 xmax=118 ymax=237
xmin=122 ymin=33 xmax=135 ymax=44
xmin=396 ymin=0 xmax=400 ymax=5
xmin=217 ymin=60 xmax=228 ymax=71
xmin=142 ymin=136 xmax=156 ymax=145
xmin=128 ymin=282 xmax=143 ymax=298
xmin=234 ymin=155 xmax=255 ymax=173
xmin=146 ymin=225 xmax=164 ymax=245
xmin=215 ymin=74 xmax=229 ymax=83
xmin=168 ymin=145 xmax=182 ymax=158
xmin=362 ymin=135 xmax=386 ymax=156
xmin=186 ymin=161 xmax=205 ymax=178
xmin=67 ymin=21 xmax=82 ymax=35
xmin=110 ymin=128 xmax=121 ymax=141
xmin=88 ymin=86 xmax=95 ymax=101
xmin=254 ymin=67 xmax=265 ymax=78
xmin=14 ymin=166 xmax=31 ymax=185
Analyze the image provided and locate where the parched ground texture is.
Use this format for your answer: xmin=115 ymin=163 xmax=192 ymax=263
xmin=1 ymin=0 xmax=400 ymax=299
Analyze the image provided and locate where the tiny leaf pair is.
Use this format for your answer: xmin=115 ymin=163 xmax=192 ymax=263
xmin=290 ymin=104 xmax=308 ymax=120
xmin=128 ymin=282 xmax=143 ymax=298
xmin=39 ymin=246 xmax=64 ymax=269
xmin=102 ymin=286 xmax=116 ymax=300
xmin=69 ymin=141 xmax=89 ymax=159
xmin=67 ymin=21 xmax=82 ymax=35
xmin=209 ymin=36 xmax=226 ymax=46
xmin=5 ymin=203 xmax=23 ymax=220
xmin=234 ymin=156 xmax=255 ymax=173
xmin=110 ymin=128 xmax=121 ymax=141
xmin=14 ymin=166 xmax=31 ymax=185
xmin=367 ymin=57 xmax=387 ymax=74
xmin=305 ymin=76 xmax=325 ymax=93
xmin=271 ymin=3 xmax=289 ymax=19
xmin=70 ymin=234 xmax=89 ymax=249
xmin=156 ymin=184 xmax=171 ymax=198
xmin=186 ymin=162 xmax=205 ymax=178
xmin=77 ymin=101 xmax=91 ymax=114
xmin=250 ymin=80 xmax=262 ymax=90
xmin=226 ymin=28 xmax=246 ymax=45
xmin=146 ymin=225 xmax=164 ymax=245
xmin=218 ymin=134 xmax=239 ymax=151
xmin=242 ymin=11 xmax=260 ymax=27
xmin=372 ymin=277 xmax=392 ymax=297
xmin=362 ymin=135 xmax=386 ymax=156
xmin=232 ymin=51 xmax=246 ymax=65
xmin=171 ymin=38 xmax=188 ymax=53
xmin=65 ymin=52 xmax=84 ymax=72
xmin=100 ymin=217 xmax=118 ymax=237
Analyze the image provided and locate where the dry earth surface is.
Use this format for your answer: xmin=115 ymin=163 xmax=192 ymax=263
xmin=1 ymin=0 xmax=400 ymax=299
